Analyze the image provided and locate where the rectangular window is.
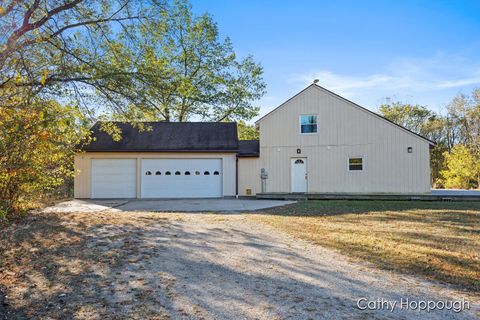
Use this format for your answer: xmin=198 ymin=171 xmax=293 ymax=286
xmin=300 ymin=115 xmax=317 ymax=134
xmin=349 ymin=157 xmax=363 ymax=171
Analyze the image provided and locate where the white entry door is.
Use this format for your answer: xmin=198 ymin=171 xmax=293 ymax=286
xmin=291 ymin=158 xmax=307 ymax=193
xmin=141 ymin=159 xmax=222 ymax=198
xmin=91 ymin=159 xmax=137 ymax=198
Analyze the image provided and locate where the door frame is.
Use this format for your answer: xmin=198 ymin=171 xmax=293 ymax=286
xmin=290 ymin=157 xmax=307 ymax=193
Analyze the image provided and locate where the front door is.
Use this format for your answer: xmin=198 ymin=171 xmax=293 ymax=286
xmin=291 ymin=158 xmax=307 ymax=192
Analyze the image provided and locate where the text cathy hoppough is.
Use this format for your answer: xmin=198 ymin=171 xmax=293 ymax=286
xmin=357 ymin=297 xmax=470 ymax=313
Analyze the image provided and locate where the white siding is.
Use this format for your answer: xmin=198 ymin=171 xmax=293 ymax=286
xmin=238 ymin=158 xmax=262 ymax=196
xmin=240 ymin=85 xmax=431 ymax=195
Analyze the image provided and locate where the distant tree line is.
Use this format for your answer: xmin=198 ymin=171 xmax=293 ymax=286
xmin=379 ymin=89 xmax=480 ymax=189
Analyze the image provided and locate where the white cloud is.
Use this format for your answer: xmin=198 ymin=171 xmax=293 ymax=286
xmin=289 ymin=53 xmax=480 ymax=111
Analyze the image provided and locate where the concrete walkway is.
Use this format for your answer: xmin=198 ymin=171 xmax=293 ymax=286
xmin=42 ymin=198 xmax=296 ymax=213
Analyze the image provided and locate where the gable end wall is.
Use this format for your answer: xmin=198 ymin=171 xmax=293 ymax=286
xmin=238 ymin=86 xmax=431 ymax=194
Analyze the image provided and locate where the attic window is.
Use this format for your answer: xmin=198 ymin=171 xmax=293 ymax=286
xmin=155 ymin=171 xmax=161 ymax=175
xmin=165 ymin=171 xmax=171 ymax=175
xmin=175 ymin=171 xmax=181 ymax=175
xmin=145 ymin=171 xmax=152 ymax=175
xmin=300 ymin=115 xmax=317 ymax=134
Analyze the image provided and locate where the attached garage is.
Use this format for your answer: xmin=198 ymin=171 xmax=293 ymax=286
xmin=74 ymin=122 xmax=240 ymax=199
xmin=141 ymin=158 xmax=222 ymax=198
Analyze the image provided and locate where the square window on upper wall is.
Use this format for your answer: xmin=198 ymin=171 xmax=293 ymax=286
xmin=300 ymin=115 xmax=318 ymax=134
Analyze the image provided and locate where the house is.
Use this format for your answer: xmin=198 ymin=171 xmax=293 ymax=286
xmin=74 ymin=83 xmax=434 ymax=199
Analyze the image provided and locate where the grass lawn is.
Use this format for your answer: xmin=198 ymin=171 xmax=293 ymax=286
xmin=250 ymin=200 xmax=480 ymax=292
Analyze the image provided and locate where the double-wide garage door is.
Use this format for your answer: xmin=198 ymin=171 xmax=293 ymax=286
xmin=91 ymin=158 xmax=222 ymax=198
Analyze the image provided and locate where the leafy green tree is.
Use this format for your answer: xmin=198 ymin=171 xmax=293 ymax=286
xmin=379 ymin=101 xmax=436 ymax=137
xmin=107 ymin=0 xmax=266 ymax=122
xmin=237 ymin=121 xmax=259 ymax=140
xmin=441 ymin=145 xmax=479 ymax=189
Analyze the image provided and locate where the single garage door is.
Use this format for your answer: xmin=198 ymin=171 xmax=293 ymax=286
xmin=141 ymin=159 xmax=222 ymax=198
xmin=91 ymin=159 xmax=136 ymax=198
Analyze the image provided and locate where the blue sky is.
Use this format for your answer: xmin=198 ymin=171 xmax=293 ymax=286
xmin=191 ymin=0 xmax=480 ymax=120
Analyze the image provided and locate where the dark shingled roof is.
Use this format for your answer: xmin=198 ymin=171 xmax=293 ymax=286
xmin=238 ymin=140 xmax=259 ymax=157
xmin=83 ymin=122 xmax=239 ymax=152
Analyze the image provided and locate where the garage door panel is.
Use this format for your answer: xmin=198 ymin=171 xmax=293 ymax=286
xmin=141 ymin=159 xmax=222 ymax=198
xmin=92 ymin=159 xmax=136 ymax=198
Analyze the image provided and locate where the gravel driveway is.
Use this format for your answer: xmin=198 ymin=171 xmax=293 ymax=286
xmin=1 ymin=211 xmax=478 ymax=319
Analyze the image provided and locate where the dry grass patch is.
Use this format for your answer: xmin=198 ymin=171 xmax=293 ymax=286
xmin=250 ymin=200 xmax=480 ymax=292
xmin=0 ymin=211 xmax=178 ymax=319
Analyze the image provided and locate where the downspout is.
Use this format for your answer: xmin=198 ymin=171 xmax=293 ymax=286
xmin=235 ymin=156 xmax=239 ymax=198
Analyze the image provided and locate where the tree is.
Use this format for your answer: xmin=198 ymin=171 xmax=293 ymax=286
xmin=0 ymin=0 xmax=158 ymax=218
xmin=237 ymin=121 xmax=259 ymax=140
xmin=441 ymin=145 xmax=479 ymax=189
xmin=106 ymin=0 xmax=266 ymax=122
xmin=378 ymin=101 xmax=437 ymax=137
xmin=444 ymin=91 xmax=480 ymax=154
xmin=0 ymin=0 xmax=164 ymax=110
xmin=439 ymin=89 xmax=480 ymax=189
xmin=0 ymin=98 xmax=89 ymax=218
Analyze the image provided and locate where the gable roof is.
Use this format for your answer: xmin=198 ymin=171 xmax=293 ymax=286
xmin=82 ymin=122 xmax=239 ymax=152
xmin=238 ymin=140 xmax=260 ymax=157
xmin=256 ymin=84 xmax=435 ymax=146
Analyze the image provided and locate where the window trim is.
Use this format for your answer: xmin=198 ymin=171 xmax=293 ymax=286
xmin=347 ymin=156 xmax=364 ymax=172
xmin=299 ymin=114 xmax=318 ymax=135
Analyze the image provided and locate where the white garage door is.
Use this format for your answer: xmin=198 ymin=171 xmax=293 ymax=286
xmin=91 ymin=159 xmax=136 ymax=198
xmin=141 ymin=159 xmax=222 ymax=198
